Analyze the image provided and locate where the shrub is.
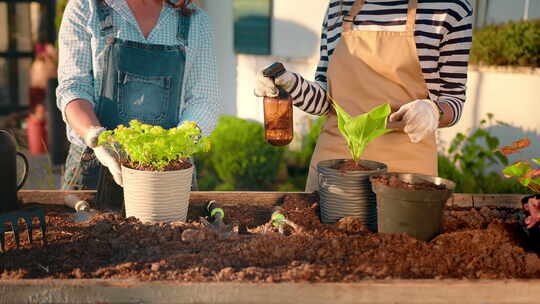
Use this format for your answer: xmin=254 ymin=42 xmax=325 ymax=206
xmin=471 ymin=19 xmax=540 ymax=67
xmin=439 ymin=114 xmax=530 ymax=194
xmin=201 ymin=116 xmax=284 ymax=190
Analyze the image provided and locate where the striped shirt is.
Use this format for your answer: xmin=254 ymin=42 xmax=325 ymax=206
xmin=290 ymin=0 xmax=473 ymax=127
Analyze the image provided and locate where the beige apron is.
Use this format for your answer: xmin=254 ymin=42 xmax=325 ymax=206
xmin=306 ymin=0 xmax=437 ymax=192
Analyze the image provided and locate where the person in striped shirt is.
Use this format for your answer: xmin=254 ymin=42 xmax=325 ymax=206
xmin=255 ymin=0 xmax=473 ymax=192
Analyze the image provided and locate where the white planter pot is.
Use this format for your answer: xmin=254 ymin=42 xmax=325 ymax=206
xmin=122 ymin=165 xmax=193 ymax=223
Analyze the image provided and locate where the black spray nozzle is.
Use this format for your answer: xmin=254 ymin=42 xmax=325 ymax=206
xmin=263 ymin=62 xmax=286 ymax=80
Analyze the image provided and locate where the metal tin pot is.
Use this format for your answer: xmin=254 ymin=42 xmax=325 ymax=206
xmin=317 ymin=159 xmax=387 ymax=230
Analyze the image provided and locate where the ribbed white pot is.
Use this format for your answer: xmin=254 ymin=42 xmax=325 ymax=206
xmin=122 ymin=165 xmax=193 ymax=223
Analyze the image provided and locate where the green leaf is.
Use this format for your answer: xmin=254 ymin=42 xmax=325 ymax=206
xmin=98 ymin=120 xmax=209 ymax=171
xmin=503 ymin=162 xmax=532 ymax=178
xmin=330 ymin=97 xmax=392 ymax=162
xmin=532 ymin=158 xmax=540 ymax=166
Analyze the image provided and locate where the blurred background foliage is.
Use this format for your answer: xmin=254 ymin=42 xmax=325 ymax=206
xmin=197 ymin=114 xmax=529 ymax=194
xmin=471 ymin=19 xmax=540 ymax=67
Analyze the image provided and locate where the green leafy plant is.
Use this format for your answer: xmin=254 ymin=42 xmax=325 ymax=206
xmin=98 ymin=120 xmax=210 ymax=171
xmin=331 ymin=98 xmax=393 ymax=163
xmin=500 ymin=138 xmax=540 ymax=193
xmin=445 ymin=114 xmax=510 ymax=193
xmin=197 ymin=116 xmax=284 ymax=191
xmin=440 ymin=113 xmax=531 ymax=194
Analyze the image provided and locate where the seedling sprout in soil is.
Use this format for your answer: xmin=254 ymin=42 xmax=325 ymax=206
xmin=330 ymin=96 xmax=393 ymax=167
xmin=262 ymin=206 xmax=302 ymax=235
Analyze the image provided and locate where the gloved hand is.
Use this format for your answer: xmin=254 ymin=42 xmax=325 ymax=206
xmin=84 ymin=126 xmax=123 ymax=187
xmin=254 ymin=64 xmax=297 ymax=97
xmin=389 ymin=99 xmax=440 ymax=144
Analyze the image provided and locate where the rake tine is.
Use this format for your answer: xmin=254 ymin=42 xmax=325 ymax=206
xmin=36 ymin=209 xmax=47 ymax=245
xmin=0 ymin=230 xmax=5 ymax=253
xmin=23 ymin=215 xmax=34 ymax=245
xmin=11 ymin=221 xmax=20 ymax=249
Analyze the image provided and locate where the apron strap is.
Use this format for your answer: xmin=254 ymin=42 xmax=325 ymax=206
xmin=343 ymin=0 xmax=365 ymax=32
xmin=343 ymin=0 xmax=418 ymax=34
xmin=406 ymin=0 xmax=418 ymax=34
xmin=176 ymin=12 xmax=191 ymax=47
xmin=96 ymin=0 xmax=116 ymax=38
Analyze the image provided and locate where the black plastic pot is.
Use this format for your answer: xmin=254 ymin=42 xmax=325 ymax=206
xmin=317 ymin=159 xmax=387 ymax=230
xmin=371 ymin=173 xmax=456 ymax=242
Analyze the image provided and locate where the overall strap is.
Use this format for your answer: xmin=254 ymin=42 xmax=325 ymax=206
xmin=96 ymin=0 xmax=116 ymax=37
xmin=343 ymin=0 xmax=365 ymax=32
xmin=176 ymin=12 xmax=191 ymax=46
xmin=406 ymin=0 xmax=418 ymax=34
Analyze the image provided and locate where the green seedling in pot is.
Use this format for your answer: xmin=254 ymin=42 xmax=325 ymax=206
xmin=98 ymin=120 xmax=210 ymax=171
xmin=330 ymin=97 xmax=394 ymax=163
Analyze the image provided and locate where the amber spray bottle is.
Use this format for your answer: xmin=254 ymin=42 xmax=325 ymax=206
xmin=262 ymin=63 xmax=293 ymax=146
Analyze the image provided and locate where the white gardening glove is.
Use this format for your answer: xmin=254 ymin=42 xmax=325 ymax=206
xmin=254 ymin=65 xmax=297 ymax=98
xmin=389 ymin=99 xmax=440 ymax=144
xmin=84 ymin=126 xmax=123 ymax=187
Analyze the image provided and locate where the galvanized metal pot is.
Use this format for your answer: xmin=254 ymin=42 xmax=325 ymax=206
xmin=317 ymin=159 xmax=387 ymax=230
xmin=122 ymin=165 xmax=193 ymax=223
xmin=371 ymin=173 xmax=456 ymax=242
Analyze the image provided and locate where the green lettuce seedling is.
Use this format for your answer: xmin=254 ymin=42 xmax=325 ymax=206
xmin=499 ymin=138 xmax=540 ymax=193
xmin=331 ymin=97 xmax=393 ymax=163
xmin=98 ymin=120 xmax=210 ymax=171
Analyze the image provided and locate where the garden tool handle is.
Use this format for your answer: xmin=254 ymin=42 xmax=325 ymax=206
xmin=16 ymin=152 xmax=29 ymax=190
xmin=207 ymin=200 xmax=224 ymax=220
xmin=387 ymin=120 xmax=406 ymax=132
xmin=65 ymin=195 xmax=90 ymax=212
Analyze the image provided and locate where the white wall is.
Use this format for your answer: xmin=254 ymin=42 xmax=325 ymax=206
xmin=235 ymin=0 xmax=328 ymax=140
xmin=203 ymin=0 xmax=237 ymax=117
xmin=204 ymin=0 xmax=328 ymax=138
xmin=272 ymin=0 xmax=328 ymax=59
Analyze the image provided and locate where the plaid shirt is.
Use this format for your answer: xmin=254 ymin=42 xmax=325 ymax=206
xmin=57 ymin=0 xmax=221 ymax=146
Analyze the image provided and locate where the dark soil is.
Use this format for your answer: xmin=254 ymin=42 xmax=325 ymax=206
xmin=122 ymin=159 xmax=192 ymax=171
xmin=2 ymin=195 xmax=540 ymax=281
xmin=331 ymin=160 xmax=372 ymax=172
xmin=371 ymin=173 xmax=447 ymax=191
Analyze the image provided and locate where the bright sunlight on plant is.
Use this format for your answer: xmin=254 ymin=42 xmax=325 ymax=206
xmin=499 ymin=138 xmax=540 ymax=193
xmin=98 ymin=120 xmax=210 ymax=171
xmin=330 ymin=96 xmax=393 ymax=163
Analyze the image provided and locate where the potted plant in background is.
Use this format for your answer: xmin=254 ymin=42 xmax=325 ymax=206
xmin=498 ymin=138 xmax=540 ymax=251
xmin=317 ymin=102 xmax=392 ymax=230
xmin=98 ymin=120 xmax=210 ymax=223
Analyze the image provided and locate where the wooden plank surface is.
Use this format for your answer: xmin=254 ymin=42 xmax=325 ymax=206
xmin=18 ymin=190 xmax=525 ymax=209
xmin=1 ymin=279 xmax=540 ymax=304
xmin=18 ymin=190 xmax=315 ymax=207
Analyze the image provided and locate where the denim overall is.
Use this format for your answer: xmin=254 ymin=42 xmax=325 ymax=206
xmin=62 ymin=0 xmax=190 ymax=190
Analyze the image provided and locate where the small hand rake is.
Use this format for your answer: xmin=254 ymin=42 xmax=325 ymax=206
xmin=0 ymin=207 xmax=47 ymax=252
xmin=0 ymin=130 xmax=47 ymax=252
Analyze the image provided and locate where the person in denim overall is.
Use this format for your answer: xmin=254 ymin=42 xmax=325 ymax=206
xmin=61 ymin=0 xmax=194 ymax=190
